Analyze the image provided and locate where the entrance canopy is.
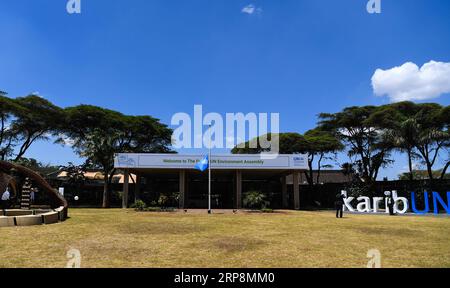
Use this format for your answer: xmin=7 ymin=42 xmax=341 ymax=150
xmin=114 ymin=153 xmax=308 ymax=210
xmin=114 ymin=153 xmax=308 ymax=170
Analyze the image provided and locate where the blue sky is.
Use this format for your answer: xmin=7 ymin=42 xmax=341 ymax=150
xmin=0 ymin=0 xmax=449 ymax=179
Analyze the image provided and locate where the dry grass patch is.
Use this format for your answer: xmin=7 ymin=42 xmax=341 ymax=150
xmin=0 ymin=209 xmax=449 ymax=268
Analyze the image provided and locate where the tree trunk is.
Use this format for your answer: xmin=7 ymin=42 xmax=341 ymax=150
xmin=407 ymin=149 xmax=414 ymax=181
xmin=107 ymin=168 xmax=116 ymax=189
xmin=441 ymin=161 xmax=450 ymax=180
xmin=303 ymin=171 xmax=312 ymax=187
xmin=426 ymin=160 xmax=434 ymax=180
xmin=102 ymin=173 xmax=109 ymax=208
xmin=425 ymin=159 xmax=435 ymax=192
xmin=316 ymin=154 xmax=324 ymax=185
xmin=308 ymin=160 xmax=314 ymax=187
xmin=135 ymin=174 xmax=141 ymax=202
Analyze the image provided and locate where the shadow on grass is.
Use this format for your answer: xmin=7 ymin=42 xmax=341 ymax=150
xmin=353 ymin=226 xmax=418 ymax=237
xmin=190 ymin=236 xmax=268 ymax=254
xmin=116 ymin=222 xmax=207 ymax=235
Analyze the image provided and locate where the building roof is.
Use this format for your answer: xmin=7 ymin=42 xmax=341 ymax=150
xmin=57 ymin=171 xmax=104 ymax=180
xmin=112 ymin=173 xmax=137 ymax=184
xmin=55 ymin=171 xmax=136 ymax=184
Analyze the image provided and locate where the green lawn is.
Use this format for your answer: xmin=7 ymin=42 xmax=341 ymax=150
xmin=1 ymin=209 xmax=449 ymax=268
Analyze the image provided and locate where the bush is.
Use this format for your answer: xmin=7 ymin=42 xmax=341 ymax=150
xmin=158 ymin=195 xmax=169 ymax=208
xmin=243 ymin=191 xmax=269 ymax=210
xmin=141 ymin=207 xmax=176 ymax=212
xmin=131 ymin=200 xmax=147 ymax=211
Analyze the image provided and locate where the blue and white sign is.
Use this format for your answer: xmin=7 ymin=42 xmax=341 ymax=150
xmin=114 ymin=153 xmax=308 ymax=170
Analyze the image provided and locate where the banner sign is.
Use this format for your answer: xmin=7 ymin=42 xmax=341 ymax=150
xmin=114 ymin=153 xmax=308 ymax=170
xmin=342 ymin=190 xmax=450 ymax=215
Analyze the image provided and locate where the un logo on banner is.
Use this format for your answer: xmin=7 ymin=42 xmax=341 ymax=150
xmin=67 ymin=0 xmax=81 ymax=14
xmin=293 ymin=156 xmax=306 ymax=167
xmin=118 ymin=155 xmax=137 ymax=167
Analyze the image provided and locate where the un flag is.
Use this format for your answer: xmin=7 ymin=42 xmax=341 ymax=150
xmin=194 ymin=155 xmax=209 ymax=172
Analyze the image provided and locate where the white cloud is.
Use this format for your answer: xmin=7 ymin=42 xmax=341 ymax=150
xmin=241 ymin=4 xmax=262 ymax=15
xmin=242 ymin=4 xmax=256 ymax=14
xmin=371 ymin=61 xmax=450 ymax=102
xmin=58 ymin=134 xmax=76 ymax=147
xmin=30 ymin=91 xmax=44 ymax=98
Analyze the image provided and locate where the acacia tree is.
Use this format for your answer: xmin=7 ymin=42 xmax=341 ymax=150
xmin=231 ymin=133 xmax=303 ymax=155
xmin=319 ymin=106 xmax=395 ymax=182
xmin=387 ymin=118 xmax=421 ymax=181
xmin=412 ymin=104 xmax=449 ymax=181
xmin=439 ymin=106 xmax=450 ymax=179
xmin=320 ymin=102 xmax=449 ymax=182
xmin=0 ymin=94 xmax=19 ymax=160
xmin=0 ymin=94 xmax=63 ymax=161
xmin=11 ymin=95 xmax=64 ymax=160
xmin=61 ymin=105 xmax=173 ymax=208
xmin=303 ymin=129 xmax=344 ymax=185
xmin=232 ymin=132 xmax=343 ymax=186
xmin=369 ymin=102 xmax=421 ymax=181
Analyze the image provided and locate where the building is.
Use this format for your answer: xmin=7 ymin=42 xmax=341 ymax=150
xmin=114 ymin=153 xmax=308 ymax=210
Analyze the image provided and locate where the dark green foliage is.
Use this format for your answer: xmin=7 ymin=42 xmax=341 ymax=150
xmin=13 ymin=157 xmax=60 ymax=176
xmin=232 ymin=131 xmax=343 ymax=186
xmin=1 ymin=94 xmax=174 ymax=208
xmin=319 ymin=102 xmax=449 ymax=182
xmin=59 ymin=104 xmax=174 ymax=207
xmin=1 ymin=94 xmax=63 ymax=161
xmin=243 ymin=190 xmax=269 ymax=210
xmin=132 ymin=200 xmax=147 ymax=211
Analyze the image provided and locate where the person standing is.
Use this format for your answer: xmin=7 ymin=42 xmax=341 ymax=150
xmin=386 ymin=192 xmax=395 ymax=216
xmin=30 ymin=188 xmax=36 ymax=206
xmin=1 ymin=187 xmax=11 ymax=215
xmin=335 ymin=193 xmax=346 ymax=218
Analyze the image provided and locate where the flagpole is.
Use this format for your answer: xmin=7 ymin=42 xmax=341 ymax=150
xmin=208 ymin=125 xmax=212 ymax=214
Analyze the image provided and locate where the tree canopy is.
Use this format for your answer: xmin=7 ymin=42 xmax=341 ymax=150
xmin=319 ymin=102 xmax=449 ymax=182
xmin=60 ymin=105 xmax=173 ymax=207
xmin=232 ymin=131 xmax=343 ymax=185
xmin=233 ymin=101 xmax=448 ymax=184
xmin=1 ymin=94 xmax=174 ymax=207
xmin=1 ymin=91 xmax=448 ymax=203
xmin=1 ymin=94 xmax=63 ymax=161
